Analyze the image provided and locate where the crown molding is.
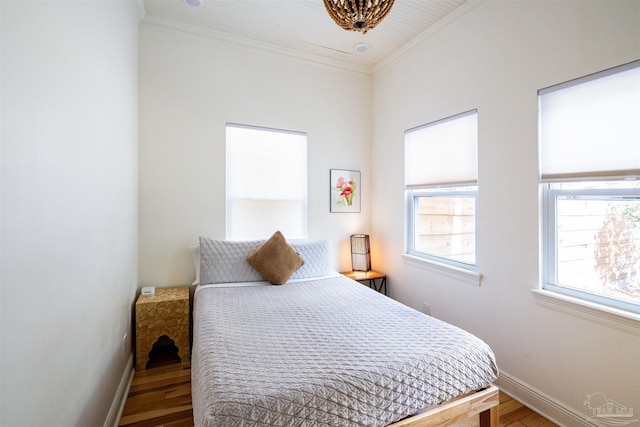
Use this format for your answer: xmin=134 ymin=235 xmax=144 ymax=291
xmin=142 ymin=15 xmax=372 ymax=76
xmin=373 ymin=0 xmax=486 ymax=74
xmin=140 ymin=1 xmax=482 ymax=77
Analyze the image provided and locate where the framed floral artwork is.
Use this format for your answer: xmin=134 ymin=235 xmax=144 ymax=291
xmin=330 ymin=169 xmax=361 ymax=213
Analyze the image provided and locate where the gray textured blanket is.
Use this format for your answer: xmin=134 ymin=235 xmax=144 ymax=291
xmin=192 ymin=276 xmax=498 ymax=426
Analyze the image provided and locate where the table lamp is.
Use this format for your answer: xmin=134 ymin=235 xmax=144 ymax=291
xmin=350 ymin=234 xmax=371 ymax=272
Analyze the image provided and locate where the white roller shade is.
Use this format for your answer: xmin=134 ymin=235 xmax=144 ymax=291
xmin=226 ymin=123 xmax=307 ymax=240
xmin=539 ymin=60 xmax=640 ymax=181
xmin=405 ymin=110 xmax=477 ymax=188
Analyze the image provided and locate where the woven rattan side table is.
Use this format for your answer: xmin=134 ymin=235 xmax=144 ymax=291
xmin=135 ymin=286 xmax=189 ymax=371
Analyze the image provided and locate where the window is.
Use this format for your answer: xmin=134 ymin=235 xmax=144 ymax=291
xmin=226 ymin=123 xmax=307 ymax=240
xmin=405 ymin=110 xmax=478 ymax=270
xmin=540 ymin=60 xmax=640 ymax=314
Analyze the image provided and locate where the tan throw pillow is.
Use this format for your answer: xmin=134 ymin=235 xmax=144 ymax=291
xmin=247 ymin=231 xmax=304 ymax=285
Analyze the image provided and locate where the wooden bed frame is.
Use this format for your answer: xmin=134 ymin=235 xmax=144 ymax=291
xmin=388 ymin=385 xmax=499 ymax=427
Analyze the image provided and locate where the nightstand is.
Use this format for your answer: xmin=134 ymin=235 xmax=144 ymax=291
xmin=135 ymin=286 xmax=190 ymax=371
xmin=341 ymin=270 xmax=387 ymax=295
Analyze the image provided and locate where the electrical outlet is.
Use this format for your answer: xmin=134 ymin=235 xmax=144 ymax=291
xmin=422 ymin=302 xmax=430 ymax=316
xmin=122 ymin=333 xmax=129 ymax=357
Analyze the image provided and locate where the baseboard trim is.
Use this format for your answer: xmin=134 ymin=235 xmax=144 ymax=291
xmin=104 ymin=354 xmax=134 ymax=427
xmin=496 ymin=370 xmax=592 ymax=427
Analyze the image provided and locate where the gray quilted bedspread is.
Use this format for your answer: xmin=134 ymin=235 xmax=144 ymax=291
xmin=192 ymin=276 xmax=498 ymax=426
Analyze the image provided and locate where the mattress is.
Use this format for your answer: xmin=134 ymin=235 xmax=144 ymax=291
xmin=192 ymin=275 xmax=498 ymax=426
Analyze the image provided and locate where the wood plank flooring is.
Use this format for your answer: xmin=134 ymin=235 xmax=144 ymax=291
xmin=118 ymin=363 xmax=558 ymax=427
xmin=119 ymin=363 xmax=193 ymax=427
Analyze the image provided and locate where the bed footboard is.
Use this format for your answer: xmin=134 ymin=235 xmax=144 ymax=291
xmin=388 ymin=385 xmax=499 ymax=427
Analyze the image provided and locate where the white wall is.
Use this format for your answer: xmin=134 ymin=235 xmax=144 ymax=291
xmin=0 ymin=3 xmax=3 ymax=416
xmin=372 ymin=0 xmax=640 ymax=424
xmin=0 ymin=1 xmax=139 ymax=425
xmin=139 ymin=22 xmax=372 ymax=286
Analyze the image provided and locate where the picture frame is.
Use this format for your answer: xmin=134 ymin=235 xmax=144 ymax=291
xmin=330 ymin=169 xmax=361 ymax=213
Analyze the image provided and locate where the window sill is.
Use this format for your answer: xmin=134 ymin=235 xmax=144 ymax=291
xmin=401 ymin=254 xmax=482 ymax=287
xmin=531 ymin=288 xmax=640 ymax=335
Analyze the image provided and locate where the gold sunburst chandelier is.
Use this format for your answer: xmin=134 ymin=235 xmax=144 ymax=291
xmin=323 ymin=0 xmax=395 ymax=34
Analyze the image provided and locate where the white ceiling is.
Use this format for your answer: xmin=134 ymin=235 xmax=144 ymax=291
xmin=142 ymin=0 xmax=470 ymax=72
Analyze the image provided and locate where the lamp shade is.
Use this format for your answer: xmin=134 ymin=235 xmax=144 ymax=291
xmin=350 ymin=234 xmax=371 ymax=271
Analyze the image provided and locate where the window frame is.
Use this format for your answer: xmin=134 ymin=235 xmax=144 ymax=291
xmin=406 ymin=186 xmax=479 ymax=272
xmin=542 ymin=182 xmax=640 ymax=315
xmin=538 ymin=60 xmax=640 ymax=316
xmin=404 ymin=109 xmax=479 ymax=275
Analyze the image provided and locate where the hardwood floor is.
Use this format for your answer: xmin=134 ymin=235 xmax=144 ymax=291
xmin=119 ymin=363 xmax=193 ymax=427
xmin=118 ymin=363 xmax=558 ymax=427
xmin=449 ymin=391 xmax=558 ymax=427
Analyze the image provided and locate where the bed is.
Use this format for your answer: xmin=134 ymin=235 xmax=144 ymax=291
xmin=191 ymin=235 xmax=499 ymax=426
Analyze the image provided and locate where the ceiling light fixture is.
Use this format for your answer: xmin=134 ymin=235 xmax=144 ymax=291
xmin=323 ymin=0 xmax=394 ymax=34
xmin=183 ymin=0 xmax=204 ymax=7
xmin=353 ymin=42 xmax=371 ymax=54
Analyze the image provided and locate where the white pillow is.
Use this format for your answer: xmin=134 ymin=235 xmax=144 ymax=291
xmin=192 ymin=237 xmax=331 ymax=285
xmin=289 ymin=239 xmax=331 ymax=279
xmin=199 ymin=237 xmax=266 ymax=285
xmin=190 ymin=245 xmax=200 ymax=286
